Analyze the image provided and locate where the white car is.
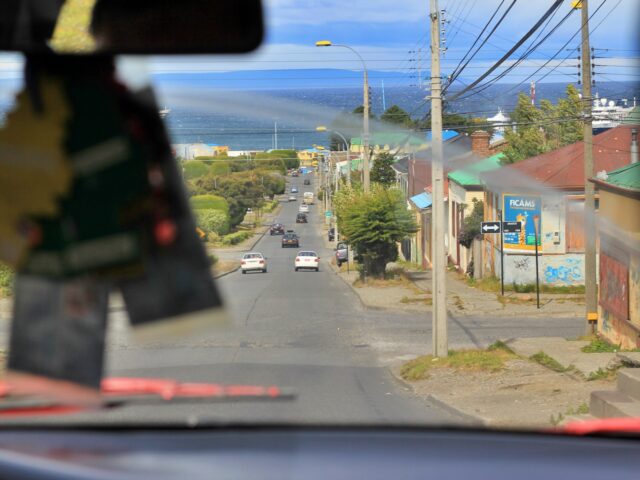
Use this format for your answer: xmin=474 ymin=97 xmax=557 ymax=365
xmin=294 ymin=251 xmax=320 ymax=272
xmin=241 ymin=252 xmax=267 ymax=274
xmin=288 ymin=195 xmax=297 ymax=202
xmin=299 ymin=204 xmax=309 ymax=213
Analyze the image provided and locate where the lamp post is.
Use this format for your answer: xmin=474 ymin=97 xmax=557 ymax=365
xmin=316 ymin=125 xmax=351 ymax=187
xmin=316 ymin=40 xmax=369 ymax=192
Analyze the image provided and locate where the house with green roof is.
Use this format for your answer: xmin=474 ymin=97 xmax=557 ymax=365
xmin=589 ymin=159 xmax=640 ymax=349
xmin=446 ymin=152 xmax=504 ymax=272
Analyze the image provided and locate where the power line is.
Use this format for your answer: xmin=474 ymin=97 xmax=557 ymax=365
xmin=447 ymin=0 xmax=513 ymax=86
xmin=448 ymin=0 xmax=565 ymax=101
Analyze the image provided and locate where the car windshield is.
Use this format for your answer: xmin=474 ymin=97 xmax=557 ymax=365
xmin=0 ymin=0 xmax=639 ymax=435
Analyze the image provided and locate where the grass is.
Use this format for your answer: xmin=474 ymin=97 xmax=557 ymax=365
xmin=400 ymin=343 xmax=516 ymax=381
xmin=466 ymin=276 xmax=585 ymax=295
xmin=530 ymin=351 xmax=570 ymax=373
xmin=550 ymin=403 xmax=590 ymax=426
xmin=587 ymin=366 xmax=621 ymax=381
xmin=396 ymin=259 xmax=426 ymax=271
xmin=399 ymin=295 xmax=433 ymax=306
xmin=581 ymin=336 xmax=640 ymax=353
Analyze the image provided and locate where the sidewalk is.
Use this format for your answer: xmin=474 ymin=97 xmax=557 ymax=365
xmin=394 ymin=336 xmax=633 ymax=428
xmin=327 ymin=255 xmax=584 ymax=318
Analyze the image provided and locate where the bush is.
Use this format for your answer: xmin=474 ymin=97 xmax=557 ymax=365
xmin=209 ymin=161 xmax=231 ymax=175
xmin=194 ymin=209 xmax=230 ymax=236
xmin=0 ymin=263 xmax=13 ymax=297
xmin=183 ymin=160 xmax=210 ymax=180
xmin=190 ymin=194 xmax=229 ymax=213
xmin=221 ymin=231 xmax=253 ymax=245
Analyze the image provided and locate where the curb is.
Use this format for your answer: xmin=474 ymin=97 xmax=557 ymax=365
xmin=389 ymin=365 xmax=485 ymax=426
xmin=213 ymin=265 xmax=240 ymax=279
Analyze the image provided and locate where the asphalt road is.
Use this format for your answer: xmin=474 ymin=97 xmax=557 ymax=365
xmin=1 ymin=173 xmax=584 ymax=427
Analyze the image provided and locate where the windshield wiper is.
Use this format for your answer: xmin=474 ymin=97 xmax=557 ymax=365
xmin=0 ymin=377 xmax=296 ymax=418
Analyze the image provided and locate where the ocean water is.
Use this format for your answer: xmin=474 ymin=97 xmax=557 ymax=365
xmin=2 ymin=76 xmax=638 ymax=151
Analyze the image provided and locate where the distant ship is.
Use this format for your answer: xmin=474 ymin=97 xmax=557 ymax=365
xmin=592 ymin=94 xmax=636 ymax=133
xmin=159 ymin=106 xmax=171 ymax=118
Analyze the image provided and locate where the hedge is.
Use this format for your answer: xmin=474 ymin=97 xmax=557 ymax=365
xmin=190 ymin=194 xmax=229 ymax=213
xmin=183 ymin=160 xmax=210 ymax=180
xmin=194 ymin=209 xmax=230 ymax=236
xmin=0 ymin=263 xmax=13 ymax=297
xmin=221 ymin=231 xmax=253 ymax=246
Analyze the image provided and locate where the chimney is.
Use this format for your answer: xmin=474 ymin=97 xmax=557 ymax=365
xmin=470 ymin=130 xmax=491 ymax=158
xmin=632 ymin=128 xmax=638 ymax=164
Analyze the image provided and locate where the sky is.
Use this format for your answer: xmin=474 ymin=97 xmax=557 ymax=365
xmin=0 ymin=0 xmax=639 ymax=89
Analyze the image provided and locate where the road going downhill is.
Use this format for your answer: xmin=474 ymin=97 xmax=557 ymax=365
xmin=1 ymin=172 xmax=584 ymax=427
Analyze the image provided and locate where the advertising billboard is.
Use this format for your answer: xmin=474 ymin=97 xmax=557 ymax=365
xmin=502 ymin=194 xmax=542 ymax=252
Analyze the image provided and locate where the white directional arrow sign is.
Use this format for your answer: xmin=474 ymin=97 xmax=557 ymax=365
xmin=481 ymin=221 xmax=501 ymax=234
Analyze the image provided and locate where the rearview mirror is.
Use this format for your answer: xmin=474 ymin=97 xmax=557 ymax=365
xmin=0 ymin=0 xmax=264 ymax=54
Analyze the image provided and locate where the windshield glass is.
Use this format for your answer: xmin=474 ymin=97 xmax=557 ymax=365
xmin=0 ymin=0 xmax=639 ymax=432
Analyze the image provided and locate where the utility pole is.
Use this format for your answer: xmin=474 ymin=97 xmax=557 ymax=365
xmin=580 ymin=0 xmax=597 ymax=334
xmin=363 ymin=70 xmax=371 ymax=192
xmin=430 ymin=0 xmax=447 ymax=357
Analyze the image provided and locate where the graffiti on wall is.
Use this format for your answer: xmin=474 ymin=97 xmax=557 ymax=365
xmin=543 ymin=257 xmax=584 ymax=285
xmin=599 ymin=252 xmax=629 ymax=321
xmin=513 ymin=257 xmax=531 ymax=271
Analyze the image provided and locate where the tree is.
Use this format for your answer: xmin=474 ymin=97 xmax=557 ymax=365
xmin=502 ymin=93 xmax=546 ymax=164
xmin=335 ymin=186 xmax=418 ymax=278
xmin=458 ymin=199 xmax=484 ymax=248
xmin=502 ymin=85 xmax=585 ymax=164
xmin=208 ymin=174 xmax=265 ymax=227
xmin=380 ymin=105 xmax=413 ymax=127
xmin=370 ymin=152 xmax=396 ymax=187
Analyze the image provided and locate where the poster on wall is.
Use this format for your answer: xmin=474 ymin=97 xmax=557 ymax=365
xmin=599 ymin=251 xmax=629 ymax=321
xmin=502 ymin=194 xmax=542 ymax=252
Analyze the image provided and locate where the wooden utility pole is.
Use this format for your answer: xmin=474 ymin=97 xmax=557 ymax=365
xmin=363 ymin=71 xmax=371 ymax=192
xmin=580 ymin=0 xmax=597 ymax=334
xmin=430 ymin=0 xmax=447 ymax=357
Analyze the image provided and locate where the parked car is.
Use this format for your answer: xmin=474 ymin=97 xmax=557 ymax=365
xmin=241 ymin=252 xmax=267 ymax=274
xmin=282 ymin=233 xmax=299 ymax=248
xmin=291 ymin=187 xmax=298 ymax=193
xmin=299 ymin=204 xmax=309 ymax=213
xmin=270 ymin=223 xmax=285 ymax=235
xmin=291 ymin=171 xmax=299 ymax=177
xmin=288 ymin=195 xmax=296 ymax=202
xmin=296 ymin=213 xmax=308 ymax=223
xmin=303 ymin=179 xmax=310 ymax=185
xmin=294 ymin=251 xmax=320 ymax=272
xmin=335 ymin=242 xmax=348 ymax=267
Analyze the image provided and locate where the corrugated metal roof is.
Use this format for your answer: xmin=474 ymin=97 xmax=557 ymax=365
xmin=350 ymin=132 xmax=425 ymax=146
xmin=426 ymin=130 xmax=459 ymax=142
xmin=483 ymin=125 xmax=638 ymax=190
xmin=448 ymin=152 xmax=504 ymax=186
xmin=409 ymin=192 xmax=432 ymax=210
xmin=593 ymin=162 xmax=640 ymax=192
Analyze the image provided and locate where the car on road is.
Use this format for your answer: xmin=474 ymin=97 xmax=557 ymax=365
xmin=241 ymin=252 xmax=267 ymax=274
xmin=294 ymin=251 xmax=320 ymax=272
xmin=335 ymin=242 xmax=348 ymax=267
xmin=291 ymin=171 xmax=299 ymax=177
xmin=269 ymin=223 xmax=285 ymax=235
xmin=281 ymin=232 xmax=299 ymax=248
xmin=288 ymin=195 xmax=296 ymax=202
xmin=303 ymin=179 xmax=310 ymax=185
xmin=299 ymin=204 xmax=309 ymax=213
xmin=291 ymin=187 xmax=298 ymax=193
xmin=296 ymin=213 xmax=308 ymax=223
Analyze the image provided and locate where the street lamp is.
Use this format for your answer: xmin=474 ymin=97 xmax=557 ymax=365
xmin=315 ymin=40 xmax=370 ymax=192
xmin=316 ymin=125 xmax=351 ymax=187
